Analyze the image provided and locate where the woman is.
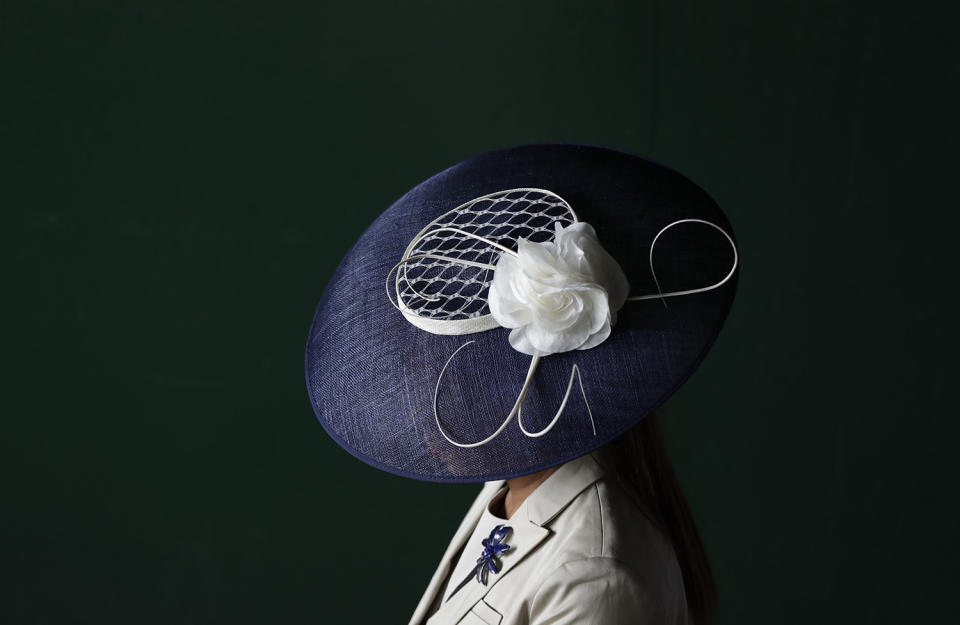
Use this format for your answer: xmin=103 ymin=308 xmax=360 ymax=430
xmin=409 ymin=408 xmax=716 ymax=625
xmin=304 ymin=144 xmax=738 ymax=625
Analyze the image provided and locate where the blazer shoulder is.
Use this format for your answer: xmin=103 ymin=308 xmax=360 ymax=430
xmin=544 ymin=477 xmax=673 ymax=560
xmin=546 ymin=479 xmax=686 ymax=586
xmin=531 ymin=481 xmax=690 ymax=624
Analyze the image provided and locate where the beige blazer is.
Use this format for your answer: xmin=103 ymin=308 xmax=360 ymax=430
xmin=408 ymin=452 xmax=690 ymax=625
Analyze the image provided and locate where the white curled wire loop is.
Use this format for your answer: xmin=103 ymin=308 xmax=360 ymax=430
xmin=387 ymin=190 xmax=739 ymax=448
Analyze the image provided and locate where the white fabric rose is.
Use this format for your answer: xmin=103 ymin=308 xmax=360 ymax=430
xmin=487 ymin=220 xmax=630 ymax=357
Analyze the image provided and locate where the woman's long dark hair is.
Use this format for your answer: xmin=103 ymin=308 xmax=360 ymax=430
xmin=596 ymin=407 xmax=718 ymax=625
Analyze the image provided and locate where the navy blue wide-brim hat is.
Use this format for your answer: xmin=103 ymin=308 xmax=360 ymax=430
xmin=305 ymin=143 xmax=739 ymax=483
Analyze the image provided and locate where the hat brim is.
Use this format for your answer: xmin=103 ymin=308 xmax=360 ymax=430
xmin=304 ymin=143 xmax=739 ymax=483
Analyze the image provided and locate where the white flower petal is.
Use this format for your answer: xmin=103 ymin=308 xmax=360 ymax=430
xmin=487 ymin=219 xmax=629 ymax=356
xmin=508 ymin=326 xmax=538 ymax=356
xmin=578 ymin=319 xmax=612 ymax=351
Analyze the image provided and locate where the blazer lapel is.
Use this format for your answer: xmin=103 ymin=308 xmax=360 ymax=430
xmin=408 ymin=480 xmax=506 ymax=625
xmin=427 ymin=453 xmax=608 ymax=625
xmin=427 ymin=516 xmax=550 ymax=625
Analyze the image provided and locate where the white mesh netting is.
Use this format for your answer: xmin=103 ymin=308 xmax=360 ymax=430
xmin=393 ymin=188 xmax=577 ymax=330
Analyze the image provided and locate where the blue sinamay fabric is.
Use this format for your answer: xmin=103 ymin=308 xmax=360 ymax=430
xmin=304 ymin=143 xmax=739 ymax=483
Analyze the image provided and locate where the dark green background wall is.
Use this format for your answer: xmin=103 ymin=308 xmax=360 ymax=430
xmin=4 ymin=1 xmax=957 ymax=623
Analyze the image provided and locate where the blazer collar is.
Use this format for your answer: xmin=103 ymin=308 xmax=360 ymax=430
xmin=524 ymin=451 xmax=608 ymax=526
xmin=423 ymin=452 xmax=608 ymax=625
xmin=408 ymin=480 xmax=504 ymax=625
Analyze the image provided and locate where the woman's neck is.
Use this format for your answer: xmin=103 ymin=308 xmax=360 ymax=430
xmin=496 ymin=466 xmax=560 ymax=520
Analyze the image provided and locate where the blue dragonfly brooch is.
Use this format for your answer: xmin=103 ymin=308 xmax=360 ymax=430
xmin=448 ymin=524 xmax=513 ymax=599
xmin=474 ymin=524 xmax=513 ymax=584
